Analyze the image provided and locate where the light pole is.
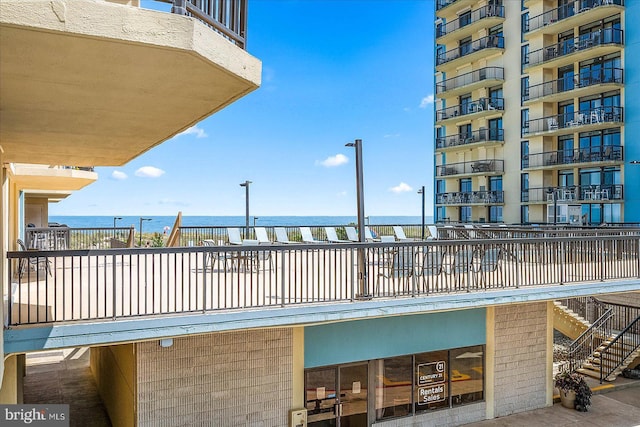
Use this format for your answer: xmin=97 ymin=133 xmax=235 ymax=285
xmin=417 ymin=186 xmax=426 ymax=240
xmin=139 ymin=217 xmax=152 ymax=246
xmin=240 ymin=181 xmax=252 ymax=238
xmin=113 ymin=217 xmax=123 ymax=229
xmin=547 ymin=188 xmax=557 ymax=225
xmin=253 ymin=216 xmax=259 ymax=228
xmin=346 ymin=139 xmax=369 ymax=298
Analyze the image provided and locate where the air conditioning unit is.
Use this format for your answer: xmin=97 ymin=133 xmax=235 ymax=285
xmin=289 ymin=409 xmax=307 ymax=427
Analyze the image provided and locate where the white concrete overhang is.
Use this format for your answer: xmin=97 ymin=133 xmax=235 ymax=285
xmin=0 ymin=0 xmax=261 ymax=166
xmin=11 ymin=163 xmax=98 ymax=194
xmin=4 ymin=279 xmax=640 ymax=353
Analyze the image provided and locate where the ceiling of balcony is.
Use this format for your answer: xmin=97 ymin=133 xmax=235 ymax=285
xmin=0 ymin=0 xmax=261 ymax=166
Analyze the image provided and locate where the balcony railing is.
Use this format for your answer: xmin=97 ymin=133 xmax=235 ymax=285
xmin=436 ymin=0 xmax=458 ymax=11
xmin=436 ymin=128 xmax=504 ymax=150
xmin=437 ymin=35 xmax=504 ymax=67
xmin=527 ymin=28 xmax=623 ymax=68
xmin=436 ymin=5 xmax=505 ymax=38
xmin=526 ymin=0 xmax=624 ymax=33
xmin=436 ymin=190 xmax=504 ymax=205
xmin=436 ymin=159 xmax=504 ymax=177
xmin=524 ymin=146 xmax=623 ymax=168
xmin=436 ymin=67 xmax=504 ymax=95
xmin=524 ymin=67 xmax=623 ymax=102
xmin=523 ymin=106 xmax=623 ymax=135
xmin=8 ymin=232 xmax=639 ymax=325
xmin=167 ymin=0 xmax=248 ymax=49
xmin=436 ymin=97 xmax=504 ymax=121
xmin=24 ymin=227 xmax=135 ymax=250
xmin=522 ymin=185 xmax=623 ymax=203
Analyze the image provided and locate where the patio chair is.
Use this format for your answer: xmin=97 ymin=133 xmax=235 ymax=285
xmin=227 ymin=227 xmax=243 ymax=245
xmin=393 ymin=226 xmax=415 ymax=241
xmin=427 ymin=225 xmax=440 ymax=240
xmin=365 ymin=226 xmax=380 ymax=242
xmin=376 ymin=246 xmax=415 ymax=295
xmin=16 ymin=238 xmax=52 ymax=279
xmin=254 ymin=227 xmax=272 ymax=244
xmin=345 ymin=226 xmax=359 ymax=242
xmin=202 ymin=239 xmax=232 ymax=272
xmin=300 ymin=227 xmax=321 ymax=243
xmin=417 ymin=249 xmax=445 ymax=292
xmin=547 ymin=117 xmax=558 ymax=131
xmin=450 ymin=248 xmax=474 ymax=291
xmin=325 ymin=227 xmax=349 ymax=243
xmin=275 ymin=227 xmax=297 ymax=244
xmin=474 ymin=248 xmax=502 ymax=288
xmin=380 ymin=235 xmax=396 ymax=243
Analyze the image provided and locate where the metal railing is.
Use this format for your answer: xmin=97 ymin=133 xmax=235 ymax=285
xmin=436 ymin=159 xmax=504 ymax=177
xmin=436 ymin=5 xmax=504 ymax=38
xmin=524 ymin=67 xmax=623 ymax=102
xmin=24 ymin=227 xmax=135 ymax=250
xmin=526 ymin=0 xmax=624 ymax=33
xmin=527 ymin=28 xmax=623 ymax=68
xmin=568 ymin=305 xmax=613 ymax=372
xmin=436 ymin=129 xmax=504 ymax=150
xmin=436 ymin=97 xmax=504 ymax=121
xmin=436 ymin=67 xmax=504 ymax=95
xmin=436 ymin=0 xmax=458 ymax=11
xmin=522 ymin=185 xmax=623 ymax=203
xmin=523 ymin=106 xmax=623 ymax=135
xmin=436 ymin=35 xmax=504 ymax=67
xmin=599 ymin=315 xmax=640 ymax=382
xmin=6 ymin=233 xmax=640 ymax=326
xmin=524 ymin=146 xmax=623 ymax=168
xmin=436 ymin=190 xmax=504 ymax=205
xmin=164 ymin=0 xmax=248 ymax=49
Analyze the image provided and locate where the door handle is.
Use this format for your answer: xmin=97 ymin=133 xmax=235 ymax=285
xmin=334 ymin=403 xmax=343 ymax=417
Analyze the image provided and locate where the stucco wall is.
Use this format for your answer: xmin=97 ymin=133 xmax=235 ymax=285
xmin=136 ymin=329 xmax=293 ymax=426
xmin=493 ymin=302 xmax=548 ymax=417
xmin=91 ymin=344 xmax=135 ymax=427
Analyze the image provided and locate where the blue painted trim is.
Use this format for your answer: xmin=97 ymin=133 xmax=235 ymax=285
xmin=4 ymin=279 xmax=640 ymax=354
xmin=304 ymin=309 xmax=485 ymax=368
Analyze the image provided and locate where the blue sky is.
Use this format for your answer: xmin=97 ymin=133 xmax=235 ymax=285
xmin=50 ymin=1 xmax=435 ymax=217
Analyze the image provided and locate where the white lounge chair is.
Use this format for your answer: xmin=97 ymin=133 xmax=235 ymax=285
xmin=393 ymin=226 xmax=415 ymax=241
xmin=365 ymin=226 xmax=379 ymax=242
xmin=345 ymin=226 xmax=359 ymax=242
xmin=275 ymin=227 xmax=297 ymax=244
xmin=254 ymin=227 xmax=271 ymax=244
xmin=300 ymin=227 xmax=321 ymax=243
xmin=227 ymin=227 xmax=243 ymax=245
xmin=325 ymin=227 xmax=349 ymax=243
xmin=380 ymin=235 xmax=396 ymax=243
xmin=427 ymin=225 xmax=440 ymax=240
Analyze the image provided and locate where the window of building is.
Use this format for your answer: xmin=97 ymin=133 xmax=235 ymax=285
xmin=558 ymin=170 xmax=574 ymax=188
xmin=521 ymin=141 xmax=529 ymax=168
xmin=521 ymin=12 xmax=529 ymax=38
xmin=521 ymin=109 xmax=529 ymax=136
xmin=460 ymin=93 xmax=472 ymax=115
xmin=459 ymin=10 xmax=471 ymax=28
xmin=459 ymin=123 xmax=472 ymax=140
xmin=521 ymin=173 xmax=529 ymax=202
xmin=488 ymin=118 xmax=502 ymax=141
xmin=521 ymin=44 xmax=529 ymax=73
xmin=520 ymin=76 xmax=529 ymax=103
xmin=460 ymin=206 xmax=472 ymax=223
xmin=521 ymin=205 xmax=529 ymax=224
xmin=603 ymin=203 xmax=621 ymax=223
xmin=559 ymin=100 xmax=574 ymax=128
xmin=459 ymin=36 xmax=472 ymax=56
xmin=460 ymin=178 xmax=472 ymax=193
xmin=558 ymin=135 xmax=574 ymax=164
xmin=489 ymin=206 xmax=503 ymax=223
xmin=558 ymin=65 xmax=574 ymax=92
xmin=489 ymin=176 xmax=502 ymax=192
xmin=436 ymin=206 xmax=448 ymax=223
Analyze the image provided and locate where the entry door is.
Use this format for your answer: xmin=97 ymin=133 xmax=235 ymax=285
xmin=306 ymin=364 xmax=368 ymax=427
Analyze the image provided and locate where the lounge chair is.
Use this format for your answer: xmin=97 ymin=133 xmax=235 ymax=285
xmin=254 ymin=227 xmax=272 ymax=244
xmin=417 ymin=248 xmax=445 ymax=292
xmin=325 ymin=227 xmax=349 ymax=243
xmin=380 ymin=235 xmax=396 ymax=243
xmin=393 ymin=226 xmax=415 ymax=241
xmin=365 ymin=226 xmax=379 ymax=242
xmin=227 ymin=227 xmax=243 ymax=245
xmin=427 ymin=225 xmax=440 ymax=240
xmin=376 ymin=247 xmax=415 ymax=295
xmin=275 ymin=227 xmax=297 ymax=244
xmin=300 ymin=227 xmax=321 ymax=243
xmin=345 ymin=226 xmax=359 ymax=242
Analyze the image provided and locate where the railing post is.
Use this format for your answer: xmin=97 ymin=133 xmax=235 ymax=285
xmin=515 ymin=243 xmax=521 ymax=289
xmin=202 ymin=250 xmax=207 ymax=314
xmin=600 ymin=239 xmax=605 ymax=282
xmin=112 ymin=253 xmax=117 ymax=321
xmin=280 ymin=249 xmax=286 ymax=307
xmin=560 ymin=240 xmax=565 ymax=285
xmin=172 ymin=0 xmax=187 ymax=15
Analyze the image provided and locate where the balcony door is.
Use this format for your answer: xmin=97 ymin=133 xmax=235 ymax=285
xmin=306 ymin=363 xmax=368 ymax=427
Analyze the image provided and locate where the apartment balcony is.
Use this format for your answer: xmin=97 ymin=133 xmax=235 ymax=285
xmin=436 ymin=67 xmax=504 ymax=98
xmin=523 ymin=146 xmax=623 ymax=170
xmin=526 ymin=28 xmax=623 ymax=71
xmin=436 ymin=5 xmax=505 ymax=44
xmin=523 ymin=185 xmax=623 ymax=204
xmin=436 ymin=159 xmax=504 ymax=178
xmin=435 ymin=129 xmax=504 ymax=151
xmin=10 ymin=164 xmax=98 ymax=201
xmin=523 ymin=68 xmax=623 ymax=104
xmin=522 ymin=106 xmax=623 ymax=137
xmin=436 ymin=35 xmax=504 ymax=72
xmin=525 ymin=0 xmax=624 ymax=36
xmin=436 ymin=0 xmax=476 ymax=13
xmin=436 ymin=190 xmax=504 ymax=206
xmin=0 ymin=0 xmax=261 ymax=166
xmin=436 ymin=97 xmax=504 ymax=123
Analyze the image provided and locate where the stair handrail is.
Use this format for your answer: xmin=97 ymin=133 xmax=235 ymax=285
xmin=560 ymin=296 xmax=608 ymax=323
xmin=599 ymin=314 xmax=640 ymax=383
xmin=568 ymin=307 xmax=613 ymax=372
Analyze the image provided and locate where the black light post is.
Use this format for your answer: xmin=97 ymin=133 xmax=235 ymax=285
xmin=417 ymin=186 xmax=426 ymax=240
xmin=113 ymin=217 xmax=123 ymax=229
xmin=240 ymin=181 xmax=252 ymax=238
xmin=346 ymin=139 xmax=369 ymax=298
xmin=139 ymin=217 xmax=152 ymax=246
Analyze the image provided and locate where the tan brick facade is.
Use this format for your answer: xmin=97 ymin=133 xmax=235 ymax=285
xmin=493 ymin=302 xmax=548 ymax=417
xmin=136 ymin=329 xmax=293 ymax=426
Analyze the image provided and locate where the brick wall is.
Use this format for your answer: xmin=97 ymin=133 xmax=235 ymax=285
xmin=137 ymin=328 xmax=293 ymax=426
xmin=493 ymin=302 xmax=548 ymax=417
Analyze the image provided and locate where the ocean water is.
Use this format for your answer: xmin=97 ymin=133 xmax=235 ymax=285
xmin=49 ymin=216 xmax=433 ymax=234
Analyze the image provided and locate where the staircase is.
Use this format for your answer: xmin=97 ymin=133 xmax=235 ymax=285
xmin=554 ymin=298 xmax=640 ymax=382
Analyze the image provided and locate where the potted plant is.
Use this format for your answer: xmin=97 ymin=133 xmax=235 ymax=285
xmin=554 ymin=371 xmax=592 ymax=411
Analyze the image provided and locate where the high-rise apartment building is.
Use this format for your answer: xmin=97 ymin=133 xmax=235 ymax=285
xmin=434 ymin=0 xmax=638 ymax=225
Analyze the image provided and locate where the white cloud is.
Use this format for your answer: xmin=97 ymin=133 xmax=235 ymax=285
xmin=384 ymin=133 xmax=400 ymax=139
xmin=390 ymin=182 xmax=413 ymax=193
xmin=419 ymin=94 xmax=435 ymax=108
xmin=317 ymin=154 xmax=348 ymax=167
xmin=177 ymin=125 xmax=208 ymax=138
xmin=337 ymin=191 xmax=347 ymax=197
xmin=135 ymin=166 xmax=165 ymax=178
xmin=111 ymin=170 xmax=128 ymax=180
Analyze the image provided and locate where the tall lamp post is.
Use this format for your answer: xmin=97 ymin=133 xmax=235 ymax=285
xmin=139 ymin=217 xmax=152 ymax=246
xmin=417 ymin=186 xmax=426 ymax=240
xmin=240 ymin=181 xmax=252 ymax=238
xmin=253 ymin=217 xmax=259 ymax=228
xmin=346 ymin=139 xmax=369 ymax=298
xmin=113 ymin=217 xmax=123 ymax=229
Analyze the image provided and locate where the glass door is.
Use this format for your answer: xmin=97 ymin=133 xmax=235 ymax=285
xmin=306 ymin=368 xmax=338 ymax=427
xmin=338 ymin=364 xmax=368 ymax=427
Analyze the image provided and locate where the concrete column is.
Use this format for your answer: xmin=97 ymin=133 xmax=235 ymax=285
xmin=0 ymin=146 xmax=6 ymax=389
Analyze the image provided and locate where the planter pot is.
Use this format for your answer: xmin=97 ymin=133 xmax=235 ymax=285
xmin=560 ymin=389 xmax=576 ymax=409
